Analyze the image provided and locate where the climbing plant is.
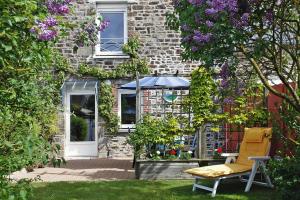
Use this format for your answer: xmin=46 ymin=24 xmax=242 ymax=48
xmin=98 ymin=82 xmax=120 ymax=135
xmin=186 ymin=67 xmax=225 ymax=129
xmin=185 ymin=65 xmax=270 ymax=156
xmin=77 ymin=35 xmax=150 ymax=134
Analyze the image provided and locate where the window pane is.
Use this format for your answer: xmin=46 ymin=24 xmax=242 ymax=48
xmin=70 ymin=95 xmax=95 ymax=142
xmin=100 ymin=12 xmax=124 ymax=52
xmin=121 ymin=94 xmax=136 ymax=124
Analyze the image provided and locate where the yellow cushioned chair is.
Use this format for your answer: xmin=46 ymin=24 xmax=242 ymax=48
xmin=185 ymin=127 xmax=274 ymax=197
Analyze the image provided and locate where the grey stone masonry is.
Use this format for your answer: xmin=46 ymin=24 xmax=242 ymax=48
xmin=128 ymin=0 xmax=199 ymax=74
xmin=98 ymin=134 xmax=134 ymax=159
xmin=57 ymin=0 xmax=200 ymax=74
xmin=56 ymin=0 xmax=202 ymax=159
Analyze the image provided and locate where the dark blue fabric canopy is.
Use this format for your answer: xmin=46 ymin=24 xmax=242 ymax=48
xmin=120 ymin=76 xmax=190 ymax=90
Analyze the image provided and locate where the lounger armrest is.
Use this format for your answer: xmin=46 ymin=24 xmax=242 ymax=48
xmin=248 ymin=156 xmax=270 ymax=161
xmin=221 ymin=153 xmax=239 ymax=157
xmin=221 ymin=153 xmax=239 ymax=164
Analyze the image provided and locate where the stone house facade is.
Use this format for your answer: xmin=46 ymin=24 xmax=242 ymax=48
xmin=55 ymin=0 xmax=201 ymax=159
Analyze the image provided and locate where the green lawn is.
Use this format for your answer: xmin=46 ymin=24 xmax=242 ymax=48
xmin=32 ymin=179 xmax=279 ymax=200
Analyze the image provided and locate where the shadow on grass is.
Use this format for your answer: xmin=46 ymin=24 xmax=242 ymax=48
xmin=32 ymin=179 xmax=279 ymax=200
xmin=168 ymin=179 xmax=279 ymax=200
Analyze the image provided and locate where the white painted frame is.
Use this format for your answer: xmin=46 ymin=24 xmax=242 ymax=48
xmin=192 ymin=156 xmax=274 ymax=197
xmin=89 ymin=0 xmax=137 ymax=4
xmin=95 ymin=4 xmax=128 ymax=57
xmin=64 ymin=91 xmax=98 ymax=159
xmin=118 ymin=89 xmax=137 ymax=129
xmin=189 ymin=145 xmax=274 ymax=197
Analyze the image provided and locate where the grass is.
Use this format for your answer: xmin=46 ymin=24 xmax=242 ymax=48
xmin=32 ymin=179 xmax=279 ymax=200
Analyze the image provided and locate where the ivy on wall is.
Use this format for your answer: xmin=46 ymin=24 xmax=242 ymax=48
xmin=78 ymin=35 xmax=150 ymax=134
xmin=98 ymin=82 xmax=119 ymax=135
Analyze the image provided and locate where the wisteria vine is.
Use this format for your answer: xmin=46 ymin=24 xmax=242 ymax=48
xmin=170 ymin=0 xmax=276 ymax=54
xmin=30 ymin=0 xmax=110 ymax=43
xmin=74 ymin=16 xmax=110 ymax=48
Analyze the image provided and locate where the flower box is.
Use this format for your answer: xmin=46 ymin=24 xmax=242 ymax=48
xmin=135 ymin=158 xmax=225 ymax=180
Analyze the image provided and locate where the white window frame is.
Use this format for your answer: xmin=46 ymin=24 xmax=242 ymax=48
xmin=95 ymin=4 xmax=128 ymax=57
xmin=118 ymin=89 xmax=136 ymax=129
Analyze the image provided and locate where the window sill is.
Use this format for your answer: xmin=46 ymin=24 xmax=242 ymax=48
xmin=92 ymin=54 xmax=130 ymax=59
xmin=119 ymin=126 xmax=135 ymax=133
xmin=89 ymin=0 xmax=137 ymax=4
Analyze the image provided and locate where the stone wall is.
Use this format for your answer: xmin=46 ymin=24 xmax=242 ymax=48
xmin=57 ymin=0 xmax=200 ymax=74
xmin=98 ymin=134 xmax=134 ymax=159
xmin=53 ymin=111 xmax=65 ymax=157
xmin=56 ymin=0 xmax=201 ymax=159
xmin=128 ymin=0 xmax=199 ymax=74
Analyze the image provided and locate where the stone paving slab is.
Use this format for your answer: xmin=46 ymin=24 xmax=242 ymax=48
xmin=10 ymin=158 xmax=135 ymax=182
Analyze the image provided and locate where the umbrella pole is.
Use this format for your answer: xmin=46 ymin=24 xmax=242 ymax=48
xmin=136 ymin=72 xmax=141 ymax=123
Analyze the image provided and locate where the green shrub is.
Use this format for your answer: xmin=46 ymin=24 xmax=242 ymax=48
xmin=128 ymin=115 xmax=184 ymax=159
xmin=269 ymin=104 xmax=300 ymax=199
xmin=0 ymin=1 xmax=70 ymax=199
xmin=269 ymin=147 xmax=300 ymax=200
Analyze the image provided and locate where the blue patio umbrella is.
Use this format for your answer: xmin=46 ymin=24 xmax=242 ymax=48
xmin=120 ymin=76 xmax=190 ymax=90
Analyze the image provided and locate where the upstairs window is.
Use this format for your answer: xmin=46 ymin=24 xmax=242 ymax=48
xmin=96 ymin=4 xmax=128 ymax=56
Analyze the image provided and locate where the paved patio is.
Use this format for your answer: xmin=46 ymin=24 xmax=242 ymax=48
xmin=10 ymin=158 xmax=135 ymax=182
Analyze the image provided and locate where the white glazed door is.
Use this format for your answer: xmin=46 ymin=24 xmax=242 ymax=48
xmin=65 ymin=92 xmax=98 ymax=158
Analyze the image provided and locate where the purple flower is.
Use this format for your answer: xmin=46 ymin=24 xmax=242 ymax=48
xmin=181 ymin=23 xmax=190 ymax=31
xmin=205 ymin=0 xmax=238 ymax=14
xmin=38 ymin=29 xmax=57 ymax=41
xmin=230 ymin=13 xmax=242 ymax=28
xmin=46 ymin=0 xmax=71 ymax=15
xmin=223 ymin=97 xmax=234 ymax=104
xmin=58 ymin=5 xmax=69 ymax=14
xmin=219 ymin=62 xmax=230 ymax=79
xmin=227 ymin=0 xmax=238 ymax=12
xmin=191 ymin=46 xmax=199 ymax=52
xmin=241 ymin=13 xmax=250 ymax=26
xmin=193 ymin=31 xmax=212 ymax=43
xmin=207 ymin=0 xmax=226 ymax=11
xmin=220 ymin=79 xmax=229 ymax=88
xmin=205 ymin=20 xmax=214 ymax=27
xmin=44 ymin=17 xmax=57 ymax=27
xmin=188 ymin=0 xmax=204 ymax=6
xmin=98 ymin=19 xmax=110 ymax=32
xmin=182 ymin=35 xmax=192 ymax=43
xmin=36 ymin=21 xmax=48 ymax=30
xmin=30 ymin=27 xmax=36 ymax=33
xmin=205 ymin=8 xmax=219 ymax=15
xmin=30 ymin=17 xmax=58 ymax=41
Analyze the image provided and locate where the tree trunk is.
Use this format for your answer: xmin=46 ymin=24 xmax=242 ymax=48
xmin=196 ymin=125 xmax=206 ymax=159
